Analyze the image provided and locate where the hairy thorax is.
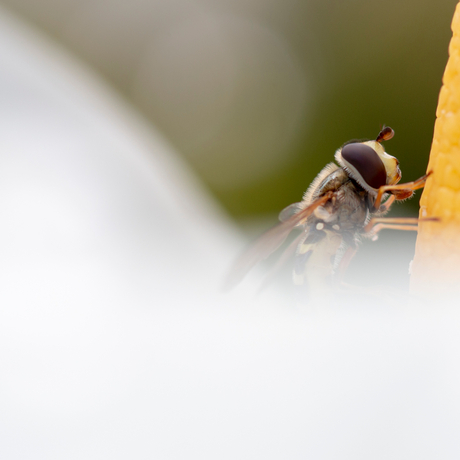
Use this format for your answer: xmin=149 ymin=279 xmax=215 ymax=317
xmin=307 ymin=167 xmax=369 ymax=234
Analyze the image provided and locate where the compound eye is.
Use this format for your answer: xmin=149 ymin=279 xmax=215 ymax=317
xmin=341 ymin=143 xmax=387 ymax=189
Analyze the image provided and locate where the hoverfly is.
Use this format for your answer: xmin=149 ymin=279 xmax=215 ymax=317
xmin=225 ymin=126 xmax=431 ymax=296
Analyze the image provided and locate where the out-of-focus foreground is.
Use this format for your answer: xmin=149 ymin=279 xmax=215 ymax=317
xmin=1 ymin=2 xmax=460 ymax=460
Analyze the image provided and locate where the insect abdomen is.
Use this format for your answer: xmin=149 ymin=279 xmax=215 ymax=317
xmin=293 ymin=229 xmax=343 ymax=293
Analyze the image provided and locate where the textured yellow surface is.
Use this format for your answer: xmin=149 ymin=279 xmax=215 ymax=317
xmin=410 ymin=1 xmax=460 ymax=292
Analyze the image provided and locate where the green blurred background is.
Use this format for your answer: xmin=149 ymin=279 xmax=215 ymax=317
xmin=4 ymin=0 xmax=458 ymax=224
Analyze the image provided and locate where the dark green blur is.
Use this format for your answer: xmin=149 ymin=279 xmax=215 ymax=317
xmin=216 ymin=0 xmax=457 ymax=220
xmin=3 ymin=0 xmax=456 ymax=223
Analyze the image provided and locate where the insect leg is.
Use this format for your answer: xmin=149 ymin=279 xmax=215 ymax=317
xmin=373 ymin=172 xmax=431 ymax=210
xmin=364 ymin=216 xmax=419 ymax=233
xmin=377 ymin=194 xmax=395 ymax=214
xmin=364 ymin=216 xmax=439 ymax=233
xmin=334 ymin=246 xmax=358 ymax=285
xmin=369 ymin=223 xmax=419 ymax=234
xmin=364 ymin=216 xmax=439 ymax=242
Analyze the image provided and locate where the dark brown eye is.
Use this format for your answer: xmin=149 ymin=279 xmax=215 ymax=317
xmin=341 ymin=143 xmax=387 ymax=189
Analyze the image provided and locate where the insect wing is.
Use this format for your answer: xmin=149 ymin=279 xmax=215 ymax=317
xmin=223 ymin=192 xmax=332 ymax=290
xmin=279 ymin=202 xmax=301 ymax=222
xmin=257 ymin=230 xmax=307 ymax=293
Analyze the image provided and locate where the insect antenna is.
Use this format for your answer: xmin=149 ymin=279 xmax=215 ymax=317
xmin=376 ymin=126 xmax=394 ymax=143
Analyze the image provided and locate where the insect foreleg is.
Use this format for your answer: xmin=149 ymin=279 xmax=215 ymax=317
xmin=373 ymin=172 xmax=431 ymax=210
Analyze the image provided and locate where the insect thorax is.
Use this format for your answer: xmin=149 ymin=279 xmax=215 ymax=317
xmin=306 ymin=167 xmax=370 ymax=236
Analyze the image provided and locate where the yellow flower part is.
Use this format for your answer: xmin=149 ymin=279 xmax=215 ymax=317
xmin=410 ymin=1 xmax=460 ymax=293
